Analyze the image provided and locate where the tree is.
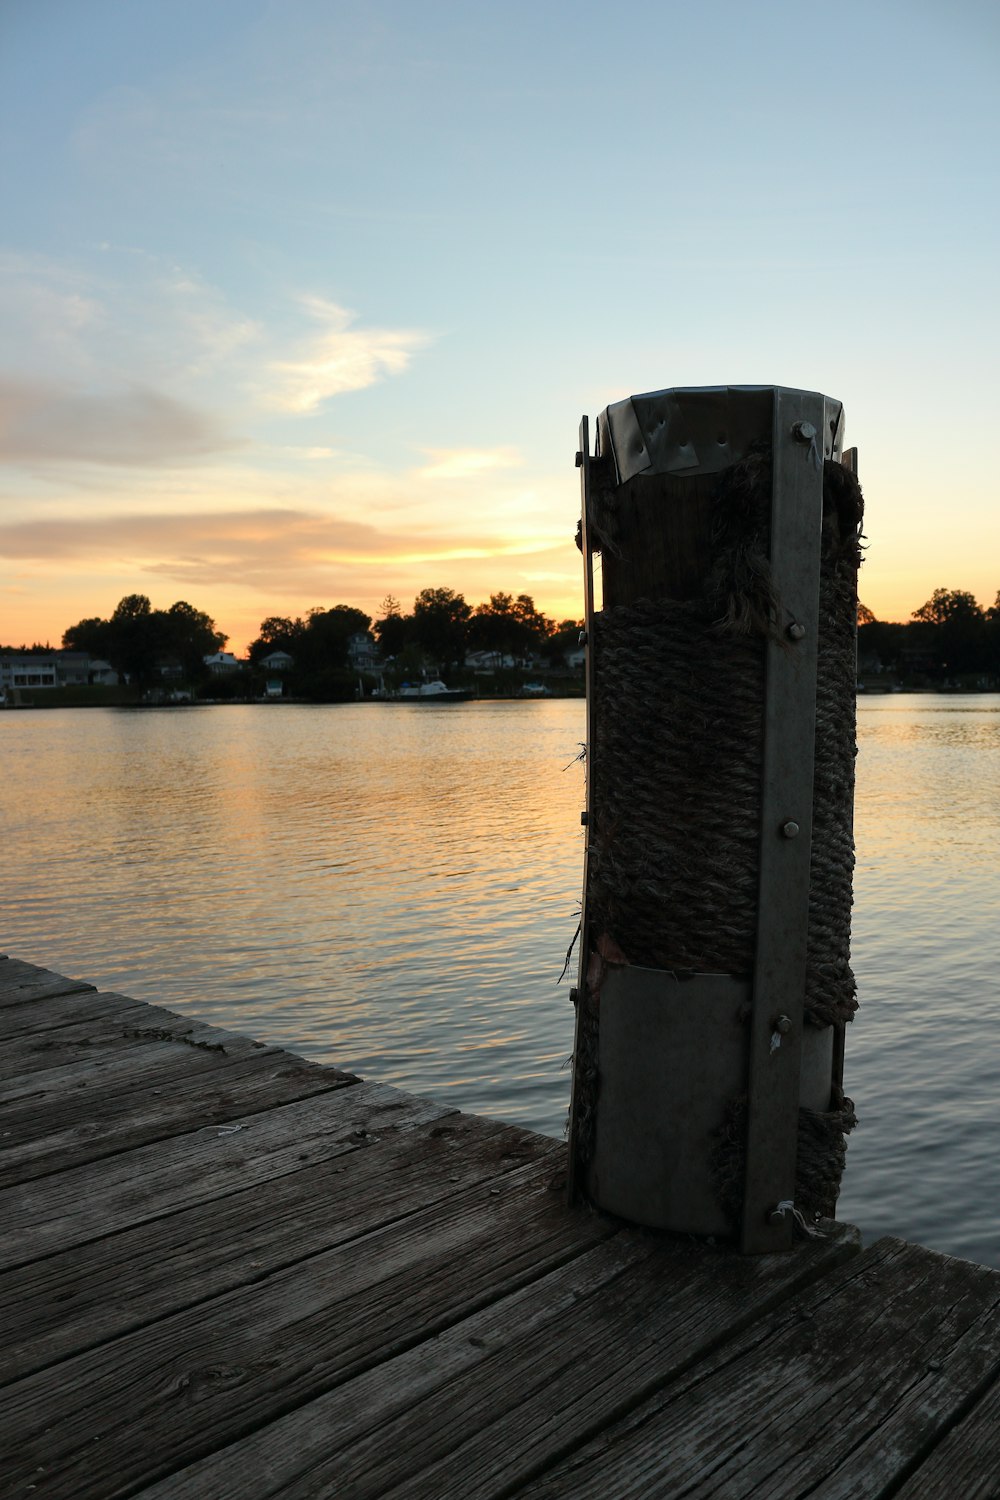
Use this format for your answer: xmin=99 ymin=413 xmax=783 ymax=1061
xmin=467 ymin=592 xmax=552 ymax=664
xmin=299 ymin=605 xmax=372 ymax=671
xmin=163 ymin=601 xmax=227 ymax=679
xmin=512 ymin=594 xmax=552 ymax=650
xmin=373 ymin=596 xmax=410 ymax=657
xmin=62 ymin=616 xmax=112 ymax=657
xmin=112 ymin=593 xmax=152 ymax=622
xmin=857 ymin=602 xmax=876 ymax=627
xmin=911 ymin=589 xmax=987 ymax=677
xmin=912 ymin=589 xmax=982 ymax=628
xmin=105 ymin=595 xmax=159 ymax=686
xmin=985 ymin=590 xmax=1000 ymax=678
xmin=469 ymin=593 xmax=529 ymax=664
xmin=411 ymin=587 xmax=471 ymax=669
xmin=247 ymin=616 xmax=305 ymax=664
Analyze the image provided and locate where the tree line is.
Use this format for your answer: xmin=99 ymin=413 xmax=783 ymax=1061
xmin=6 ymin=582 xmax=995 ymax=697
xmin=859 ymin=589 xmax=1000 ymax=684
xmin=248 ymin=588 xmax=581 ymax=673
xmin=42 ymin=587 xmax=583 ymax=700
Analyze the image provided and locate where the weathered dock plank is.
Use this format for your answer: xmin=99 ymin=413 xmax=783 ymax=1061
xmin=0 ymin=1046 xmax=351 ymax=1187
xmin=1 ymin=1034 xmax=287 ymax=1104
xmin=132 ymin=1226 xmax=859 ymax=1500
xmin=3 ymin=957 xmax=1000 ymax=1500
xmin=893 ymin=1365 xmax=1000 ymax=1499
xmin=512 ymin=1237 xmax=1000 ymax=1500
xmin=0 ymin=985 xmax=169 ymax=1038
xmin=0 ymin=956 xmax=95 ymax=1006
xmin=2 ymin=1154 xmax=611 ymax=1499
xmin=0 ymin=1114 xmax=548 ymax=1384
xmin=0 ymin=1079 xmax=449 ymax=1268
xmin=0 ymin=1004 xmax=280 ymax=1080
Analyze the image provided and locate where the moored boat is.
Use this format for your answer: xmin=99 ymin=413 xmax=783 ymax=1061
xmin=374 ymin=678 xmax=474 ymax=703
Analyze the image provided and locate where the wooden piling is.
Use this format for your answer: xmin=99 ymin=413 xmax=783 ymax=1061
xmin=569 ymin=385 xmax=862 ymax=1249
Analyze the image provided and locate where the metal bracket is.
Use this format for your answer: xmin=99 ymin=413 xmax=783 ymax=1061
xmin=741 ymin=389 xmax=826 ymax=1252
xmin=567 ymin=416 xmax=596 ymax=1201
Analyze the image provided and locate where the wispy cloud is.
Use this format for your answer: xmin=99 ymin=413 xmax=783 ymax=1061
xmin=414 ymin=447 xmax=521 ymax=481
xmin=0 ymin=253 xmax=106 ymax=380
xmin=265 ymin=295 xmax=430 ymax=412
xmin=0 ymin=253 xmax=430 ymax=470
xmin=157 ymin=269 xmax=261 ymax=377
xmin=0 ymin=493 xmax=580 ymax=650
xmin=0 ymin=505 xmax=565 ymax=578
xmin=0 ymin=378 xmax=238 ymax=467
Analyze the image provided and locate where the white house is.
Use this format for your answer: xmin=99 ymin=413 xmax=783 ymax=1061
xmin=203 ymin=651 xmax=243 ymax=675
xmin=0 ymin=653 xmax=58 ymax=690
xmin=347 ymin=633 xmax=378 ymax=671
xmin=0 ymin=650 xmax=120 ymax=692
xmin=89 ymin=659 xmax=119 ymax=685
xmin=465 ymin=649 xmax=518 ymax=672
xmin=260 ymin=649 xmax=294 ymax=672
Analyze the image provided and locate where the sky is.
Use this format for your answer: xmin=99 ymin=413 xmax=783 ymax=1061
xmin=1 ymin=0 xmax=998 ymax=654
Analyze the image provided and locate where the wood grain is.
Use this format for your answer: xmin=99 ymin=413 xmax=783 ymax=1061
xmin=0 ymin=956 xmax=96 ymax=1007
xmin=5 ymin=959 xmax=999 ymax=1500
xmin=893 ymin=1366 xmax=1000 ymax=1499
xmin=513 ymin=1238 xmax=1000 ymax=1499
xmin=1 ymin=1155 xmax=605 ymax=1500
xmin=132 ymin=1226 xmax=859 ymax=1500
xmin=0 ymin=1079 xmax=448 ymax=1268
xmin=0 ymin=1114 xmax=548 ymax=1383
xmin=0 ymin=1047 xmax=350 ymax=1187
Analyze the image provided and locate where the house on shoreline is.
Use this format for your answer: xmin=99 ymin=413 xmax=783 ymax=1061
xmin=0 ymin=650 xmax=119 ymax=695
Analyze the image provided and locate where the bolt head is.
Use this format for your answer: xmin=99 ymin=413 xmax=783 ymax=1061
xmin=580 ymin=810 xmax=589 ymax=826
xmin=569 ymin=987 xmax=580 ymax=1006
xmin=792 ymin=420 xmax=817 ymax=444
xmin=787 ymin=622 xmax=806 ymax=641
xmin=781 ymin=819 xmax=800 ymax=839
xmin=775 ymin=1014 xmax=793 ymax=1035
xmin=575 ymin=451 xmax=584 ymax=467
xmin=578 ymin=629 xmax=588 ymax=646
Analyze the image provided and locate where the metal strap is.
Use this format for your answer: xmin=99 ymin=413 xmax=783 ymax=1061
xmin=567 ymin=416 xmax=595 ymax=1200
xmin=741 ymin=390 xmax=826 ymax=1252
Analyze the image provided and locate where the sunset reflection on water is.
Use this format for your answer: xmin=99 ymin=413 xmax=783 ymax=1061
xmin=2 ymin=701 xmax=587 ymax=1137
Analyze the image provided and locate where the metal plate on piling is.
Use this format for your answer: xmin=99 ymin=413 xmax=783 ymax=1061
xmin=587 ymin=966 xmax=750 ymax=1236
xmin=586 ymin=965 xmax=835 ymax=1237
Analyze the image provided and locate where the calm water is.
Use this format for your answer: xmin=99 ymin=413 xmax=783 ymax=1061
xmin=2 ymin=696 xmax=998 ymax=1267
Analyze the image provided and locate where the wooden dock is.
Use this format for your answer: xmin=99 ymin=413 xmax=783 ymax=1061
xmin=2 ymin=954 xmax=999 ymax=1499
